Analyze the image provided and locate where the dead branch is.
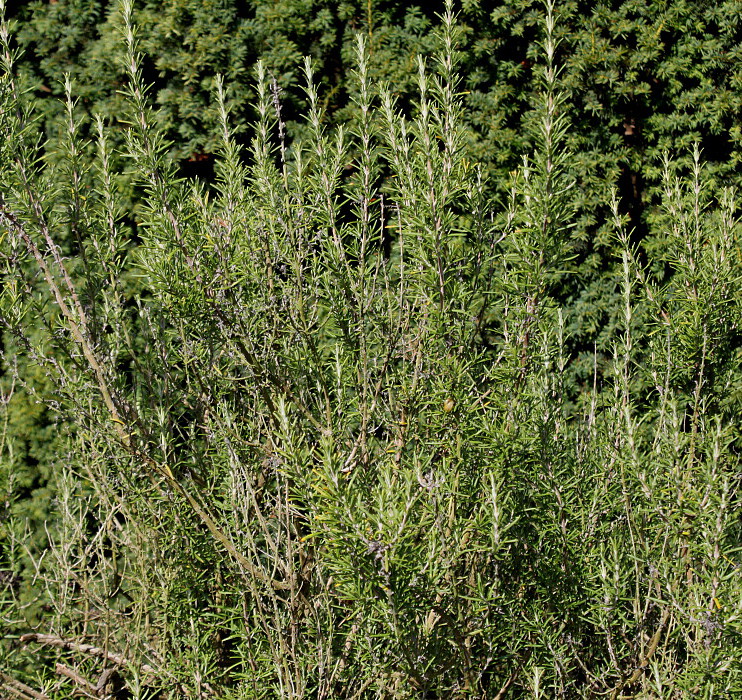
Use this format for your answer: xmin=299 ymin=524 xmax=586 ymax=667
xmin=0 ymin=672 xmax=50 ymax=700
xmin=55 ymin=663 xmax=98 ymax=696
xmin=19 ymin=633 xmax=157 ymax=675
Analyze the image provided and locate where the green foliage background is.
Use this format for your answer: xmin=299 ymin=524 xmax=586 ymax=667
xmin=1 ymin=0 xmax=741 ymax=697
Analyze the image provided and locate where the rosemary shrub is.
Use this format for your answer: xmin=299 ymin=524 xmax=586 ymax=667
xmin=1 ymin=1 xmax=740 ymax=697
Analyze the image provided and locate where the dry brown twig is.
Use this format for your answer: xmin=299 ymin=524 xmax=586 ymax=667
xmin=19 ymin=632 xmax=156 ymax=675
xmin=0 ymin=672 xmax=50 ymax=700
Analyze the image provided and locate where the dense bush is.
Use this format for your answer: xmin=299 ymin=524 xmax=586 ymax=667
xmin=1 ymin=0 xmax=741 ymax=697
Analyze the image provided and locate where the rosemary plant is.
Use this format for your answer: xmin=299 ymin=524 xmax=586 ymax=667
xmin=1 ymin=1 xmax=740 ymax=697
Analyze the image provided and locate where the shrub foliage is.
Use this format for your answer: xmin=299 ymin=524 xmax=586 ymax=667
xmin=1 ymin=0 xmax=741 ymax=697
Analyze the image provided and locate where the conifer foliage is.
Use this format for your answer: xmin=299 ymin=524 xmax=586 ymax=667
xmin=1 ymin=0 xmax=741 ymax=697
